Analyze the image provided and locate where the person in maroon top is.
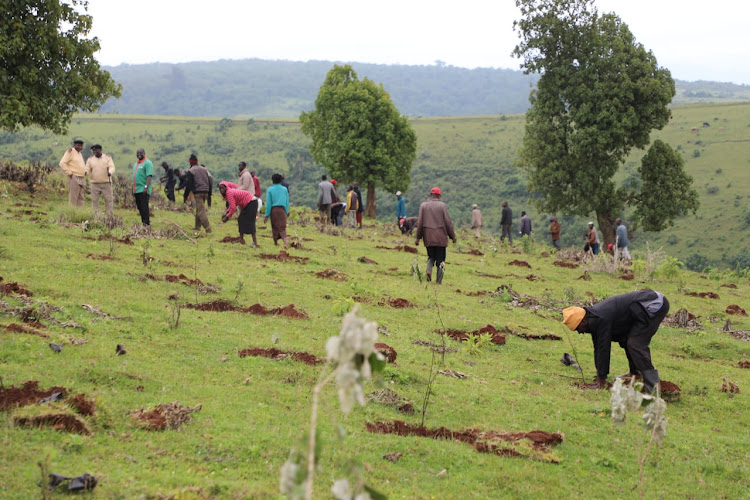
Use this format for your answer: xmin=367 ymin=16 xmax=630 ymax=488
xmin=250 ymin=170 xmax=261 ymax=197
xmin=219 ymin=182 xmax=258 ymax=246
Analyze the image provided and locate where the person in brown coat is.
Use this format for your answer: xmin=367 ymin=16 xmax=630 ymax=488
xmin=415 ymin=187 xmax=456 ymax=284
xmin=549 ymin=217 xmax=561 ymax=251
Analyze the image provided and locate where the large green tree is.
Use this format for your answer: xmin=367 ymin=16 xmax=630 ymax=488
xmin=1 ymin=0 xmax=122 ymax=134
xmin=513 ymin=0 xmax=696 ymax=244
xmin=300 ymin=65 xmax=416 ymax=217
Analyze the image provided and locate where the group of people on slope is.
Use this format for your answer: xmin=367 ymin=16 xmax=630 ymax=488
xmin=317 ymin=175 xmax=363 ymax=228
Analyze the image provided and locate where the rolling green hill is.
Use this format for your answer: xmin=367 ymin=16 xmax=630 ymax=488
xmin=1 ymin=102 xmax=749 ymax=269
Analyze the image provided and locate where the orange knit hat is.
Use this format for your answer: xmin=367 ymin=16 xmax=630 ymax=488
xmin=562 ymin=307 xmax=586 ymax=330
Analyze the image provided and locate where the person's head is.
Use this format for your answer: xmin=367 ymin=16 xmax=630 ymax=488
xmin=347 ymin=185 xmax=353 ymax=192
xmin=562 ymin=307 xmax=588 ymax=333
xmin=218 ymin=182 xmax=228 ymax=198
xmin=73 ymin=139 xmax=84 ymax=152
xmin=250 ymin=170 xmax=256 ymax=177
xmin=322 ymin=175 xmax=327 ymax=181
xmin=353 ymin=182 xmax=359 ymax=189
xmin=502 ymin=201 xmax=508 ymax=207
xmin=161 ymin=161 xmax=169 ymax=169
xmin=396 ymin=191 xmax=402 ymax=198
xmin=189 ymin=154 xmax=198 ymax=165
xmin=430 ymin=187 xmax=441 ymax=198
xmin=522 ymin=211 xmax=526 ymax=217
xmin=136 ymin=148 xmax=145 ymax=161
xmin=331 ymin=179 xmax=338 ymax=186
xmin=91 ymin=144 xmax=102 ymax=158
xmin=238 ymin=161 xmax=247 ymax=172
xmin=472 ymin=204 xmax=478 ymax=210
xmin=174 ymin=168 xmax=180 ymax=176
xmin=272 ymin=173 xmax=283 ymax=184
xmin=588 ymin=221 xmax=594 ymax=228
xmin=615 ymin=218 xmax=622 ymax=226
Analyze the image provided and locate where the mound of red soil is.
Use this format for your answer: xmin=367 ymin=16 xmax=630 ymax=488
xmin=219 ymin=236 xmax=244 ymax=244
xmin=259 ymin=251 xmax=309 ymax=263
xmin=238 ymin=347 xmax=323 ymax=365
xmin=685 ymin=291 xmax=719 ymax=299
xmin=185 ymin=299 xmax=237 ymax=312
xmin=375 ymin=343 xmax=397 ymax=363
xmin=726 ymin=305 xmax=747 ymax=316
xmin=385 ymin=298 xmax=412 ymax=308
xmin=659 ymin=380 xmax=681 ymax=396
xmin=315 ymin=269 xmax=347 ymax=281
xmin=4 ymin=323 xmax=49 ymax=338
xmin=721 ymin=283 xmax=738 ymax=289
xmin=457 ymin=290 xmax=487 ymax=297
xmin=509 ymin=260 xmax=531 ymax=269
xmin=185 ymin=301 xmax=309 ymax=318
xmin=467 ymin=249 xmax=484 ymax=256
xmin=131 ymin=401 xmax=201 ymax=431
xmin=358 ymin=256 xmax=378 ymax=264
xmin=0 ymin=282 xmax=33 ymax=296
xmin=738 ymin=361 xmax=750 ymax=369
xmin=439 ymin=324 xmax=506 ymax=345
xmin=619 ymin=274 xmax=635 ymax=280
xmin=526 ymin=274 xmax=542 ymax=281
xmin=0 ymin=381 xmax=68 ymax=411
xmin=396 ymin=245 xmax=418 ymax=254
xmin=507 ymin=329 xmax=562 ymax=341
xmin=14 ymin=413 xmax=90 ymax=435
xmin=366 ymin=420 xmax=562 ymax=460
xmin=68 ymin=394 xmax=95 ymax=416
xmin=86 ymin=253 xmax=116 ymax=261
xmin=553 ymin=260 xmax=579 ymax=269
xmin=165 ymin=274 xmax=203 ymax=286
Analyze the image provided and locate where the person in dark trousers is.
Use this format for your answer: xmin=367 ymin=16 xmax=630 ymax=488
xmin=415 ymin=187 xmax=456 ymax=284
xmin=160 ymin=161 xmax=176 ymax=203
xmin=399 ymin=217 xmax=418 ymax=236
xmin=353 ymin=182 xmax=364 ymax=228
xmin=500 ymin=201 xmax=513 ymax=244
xmin=185 ymin=154 xmax=213 ymax=233
xmin=132 ymin=148 xmax=153 ymax=226
xmin=519 ymin=210 xmax=532 ymax=237
xmin=562 ymin=289 xmax=670 ymax=393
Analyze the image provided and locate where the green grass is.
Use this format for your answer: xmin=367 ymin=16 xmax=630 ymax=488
xmin=0 ymin=170 xmax=749 ymax=498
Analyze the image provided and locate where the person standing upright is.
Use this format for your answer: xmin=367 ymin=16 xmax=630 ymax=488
xmin=415 ymin=187 xmax=457 ymax=284
xmin=237 ymin=162 xmax=253 ymax=192
xmin=132 ymin=148 xmax=153 ymax=226
xmin=85 ymin=144 xmax=115 ymax=217
xmin=250 ymin=169 xmax=261 ymax=198
xmin=265 ymin=173 xmax=290 ymax=248
xmin=160 ymin=161 xmax=176 ymax=203
xmin=500 ymin=201 xmax=513 ymax=244
xmin=317 ymin=175 xmax=336 ymax=225
xmin=396 ymin=191 xmax=406 ymax=223
xmin=186 ymin=154 xmax=212 ymax=234
xmin=471 ymin=204 xmax=483 ymax=239
xmin=520 ymin=211 xmax=532 ymax=237
xmin=345 ymin=185 xmax=359 ymax=228
xmin=353 ymin=182 xmax=364 ymax=228
xmin=615 ymin=218 xmax=630 ymax=261
xmin=549 ymin=217 xmax=561 ymax=251
xmin=59 ymin=139 xmax=86 ymax=207
xmin=587 ymin=222 xmax=600 ymax=255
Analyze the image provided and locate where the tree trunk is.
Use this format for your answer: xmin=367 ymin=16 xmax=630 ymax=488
xmin=366 ymin=183 xmax=376 ymax=218
xmin=597 ymin=211 xmax=616 ymax=247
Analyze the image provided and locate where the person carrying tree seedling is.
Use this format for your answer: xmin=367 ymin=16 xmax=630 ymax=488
xmin=562 ymin=289 xmax=669 ymax=393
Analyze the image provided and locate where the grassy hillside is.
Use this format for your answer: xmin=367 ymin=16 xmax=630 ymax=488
xmin=1 ymin=102 xmax=749 ymax=268
xmin=0 ymin=178 xmax=748 ymax=498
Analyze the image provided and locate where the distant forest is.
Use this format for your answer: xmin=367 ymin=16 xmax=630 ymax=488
xmin=99 ymin=59 xmax=750 ymax=118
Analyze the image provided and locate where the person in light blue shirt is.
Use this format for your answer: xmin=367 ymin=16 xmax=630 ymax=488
xmin=396 ymin=191 xmax=406 ymax=221
xmin=615 ymin=218 xmax=630 ymax=261
xmin=264 ymin=174 xmax=290 ymax=248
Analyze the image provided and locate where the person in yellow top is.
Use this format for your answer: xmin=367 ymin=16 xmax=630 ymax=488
xmin=85 ymin=144 xmax=116 ymax=217
xmin=345 ymin=184 xmax=359 ymax=228
xmin=59 ymin=139 xmax=86 ymax=207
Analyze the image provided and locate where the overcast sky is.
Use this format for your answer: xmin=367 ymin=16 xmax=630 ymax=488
xmin=87 ymin=0 xmax=750 ymax=85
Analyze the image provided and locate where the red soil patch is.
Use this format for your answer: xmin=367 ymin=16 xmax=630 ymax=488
xmin=721 ymin=283 xmax=738 ymax=289
xmin=553 ymin=260 xmax=579 ymax=269
xmin=184 ymin=301 xmax=309 ymax=318
xmin=439 ymin=324 xmax=506 ymax=345
xmin=131 ymin=401 xmax=201 ymax=431
xmin=86 ymin=253 xmax=116 ymax=261
xmin=68 ymin=394 xmax=95 ymax=416
xmin=375 ymin=343 xmax=397 ymax=363
xmin=396 ymin=245 xmax=418 ymax=254
xmin=456 ymin=289 xmax=487 ymax=297
xmin=238 ymin=347 xmax=323 ymax=365
xmin=0 ymin=282 xmax=33 ymax=296
xmin=4 ymin=323 xmax=49 ymax=338
xmin=526 ymin=274 xmax=543 ymax=281
xmin=619 ymin=274 xmax=635 ymax=280
xmin=358 ymin=256 xmax=378 ymax=264
xmin=738 ymin=361 xmax=750 ymax=369
xmin=685 ymin=291 xmax=719 ymax=299
xmin=315 ymin=269 xmax=347 ymax=281
xmin=726 ymin=305 xmax=747 ymax=316
xmin=508 ymin=260 xmax=531 ymax=269
xmin=219 ymin=236 xmax=244 ymax=244
xmin=384 ymin=298 xmax=412 ymax=308
xmin=165 ymin=274 xmax=204 ymax=286
xmin=505 ymin=327 xmax=562 ymax=341
xmin=14 ymin=413 xmax=90 ymax=435
xmin=366 ymin=420 xmax=562 ymax=460
xmin=659 ymin=380 xmax=681 ymax=396
xmin=467 ymin=249 xmax=484 ymax=256
xmin=259 ymin=250 xmax=309 ymax=263
xmin=185 ymin=299 xmax=237 ymax=312
xmin=0 ymin=381 xmax=68 ymax=411
xmin=95 ymin=234 xmax=133 ymax=245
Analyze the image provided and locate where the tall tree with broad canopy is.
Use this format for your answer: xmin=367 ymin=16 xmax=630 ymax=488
xmin=512 ymin=0 xmax=697 ymax=245
xmin=1 ymin=0 xmax=122 ymax=134
xmin=300 ymin=65 xmax=417 ymax=217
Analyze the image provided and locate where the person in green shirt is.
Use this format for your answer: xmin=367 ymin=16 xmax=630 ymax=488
xmin=132 ymin=148 xmax=154 ymax=226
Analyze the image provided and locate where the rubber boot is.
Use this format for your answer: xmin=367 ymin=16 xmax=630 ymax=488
xmin=425 ymin=258 xmax=434 ymax=282
xmin=642 ymin=369 xmax=660 ymax=394
xmin=436 ymin=262 xmax=445 ymax=284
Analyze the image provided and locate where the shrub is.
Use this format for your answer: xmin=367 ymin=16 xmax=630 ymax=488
xmin=683 ymin=253 xmax=710 ymax=272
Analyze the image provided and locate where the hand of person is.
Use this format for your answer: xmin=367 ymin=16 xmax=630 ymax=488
xmin=221 ymin=215 xmax=228 ymax=223
xmin=452 ymin=238 xmax=457 ymax=244
xmin=583 ymin=377 xmax=608 ymax=390
xmin=414 ymin=239 xmax=419 ymax=246
xmin=264 ymin=217 xmax=269 ymax=223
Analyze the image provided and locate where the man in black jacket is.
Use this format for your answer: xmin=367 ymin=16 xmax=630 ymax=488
xmin=562 ymin=289 xmax=669 ymax=393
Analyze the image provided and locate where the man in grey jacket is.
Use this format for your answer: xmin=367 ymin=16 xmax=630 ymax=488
xmin=415 ymin=187 xmax=456 ymax=284
xmin=317 ymin=175 xmax=336 ymax=225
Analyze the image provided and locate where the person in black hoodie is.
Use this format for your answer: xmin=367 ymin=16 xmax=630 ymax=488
xmin=562 ymin=289 xmax=669 ymax=393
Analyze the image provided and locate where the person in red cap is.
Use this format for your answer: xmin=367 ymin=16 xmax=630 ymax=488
xmin=415 ymin=187 xmax=456 ymax=283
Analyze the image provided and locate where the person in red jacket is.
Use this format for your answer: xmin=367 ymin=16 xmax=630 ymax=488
xmin=219 ymin=181 xmax=258 ymax=246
